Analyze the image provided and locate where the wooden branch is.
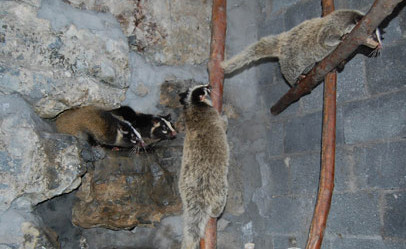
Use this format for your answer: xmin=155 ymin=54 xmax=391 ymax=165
xmin=303 ymin=1 xmax=337 ymax=249
xmin=208 ymin=0 xmax=227 ymax=113
xmin=270 ymin=0 xmax=405 ymax=115
xmin=201 ymin=0 xmax=227 ymax=248
xmin=305 ymin=71 xmax=337 ymax=249
xmin=321 ymin=0 xmax=335 ymax=15
xmin=200 ymin=218 xmax=218 ymax=249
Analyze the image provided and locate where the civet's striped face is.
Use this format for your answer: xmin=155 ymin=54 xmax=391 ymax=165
xmin=179 ymin=84 xmax=212 ymax=106
xmin=151 ymin=115 xmax=177 ymax=140
xmin=119 ymin=120 xmax=145 ymax=147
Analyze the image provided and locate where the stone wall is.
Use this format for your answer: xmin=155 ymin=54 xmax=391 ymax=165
xmin=1 ymin=0 xmax=405 ymax=248
xmin=62 ymin=0 xmax=212 ymax=65
xmin=0 ymin=0 xmax=208 ymax=248
xmin=224 ymin=0 xmax=406 ymax=248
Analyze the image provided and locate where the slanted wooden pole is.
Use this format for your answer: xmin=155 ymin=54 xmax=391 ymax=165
xmin=270 ymin=0 xmax=404 ymax=115
xmin=304 ymin=3 xmax=337 ymax=248
xmin=201 ymin=0 xmax=227 ymax=248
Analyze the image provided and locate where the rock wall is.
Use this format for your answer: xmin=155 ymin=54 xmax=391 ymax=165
xmin=72 ymin=149 xmax=182 ymax=230
xmin=0 ymin=0 xmax=129 ymax=118
xmin=0 ymin=94 xmax=84 ymax=248
xmin=0 ymin=0 xmax=209 ymax=248
xmin=64 ymin=0 xmax=212 ymax=65
xmin=0 ymin=95 xmax=84 ymax=212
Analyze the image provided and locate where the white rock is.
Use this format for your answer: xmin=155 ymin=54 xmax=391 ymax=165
xmin=0 ymin=95 xmax=85 ymax=212
xmin=0 ymin=1 xmax=129 ymax=118
xmin=63 ymin=0 xmax=212 ymax=65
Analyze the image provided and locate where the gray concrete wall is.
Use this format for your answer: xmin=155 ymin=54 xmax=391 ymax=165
xmin=220 ymin=0 xmax=406 ymax=248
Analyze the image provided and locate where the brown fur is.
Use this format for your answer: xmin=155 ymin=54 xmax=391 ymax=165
xmin=55 ymin=106 xmax=137 ymax=148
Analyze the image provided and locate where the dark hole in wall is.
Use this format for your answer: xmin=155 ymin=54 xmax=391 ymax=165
xmin=34 ymin=99 xmax=189 ymax=249
xmin=34 ymin=191 xmax=82 ymax=249
xmin=34 ymin=146 xmax=184 ymax=249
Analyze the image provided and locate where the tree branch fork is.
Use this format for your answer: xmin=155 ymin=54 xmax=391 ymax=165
xmin=271 ymin=0 xmax=404 ymax=115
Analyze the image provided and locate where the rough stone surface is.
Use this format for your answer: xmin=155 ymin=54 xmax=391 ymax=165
xmin=38 ymin=0 xmax=130 ymax=88
xmin=289 ymin=152 xmax=320 ymax=195
xmin=35 ymin=192 xmax=183 ymax=249
xmin=260 ymin=81 xmax=299 ymax=119
xmin=366 ymin=42 xmax=406 ymax=94
xmin=284 ymin=110 xmax=347 ymax=153
xmin=65 ymin=0 xmax=212 ymax=65
xmin=300 ymin=54 xmax=369 ymax=111
xmin=266 ymin=195 xmax=314 ymax=234
xmin=343 ymin=91 xmax=406 ymax=144
xmin=331 ymin=238 xmax=405 ymax=249
xmin=300 ymin=80 xmax=324 ymax=112
xmin=216 ymin=232 xmax=242 ymax=249
xmin=335 ymin=0 xmax=381 ymax=14
xmin=79 ymin=215 xmax=182 ymax=249
xmin=158 ymin=78 xmax=203 ymax=120
xmin=354 ymin=141 xmax=406 ymax=190
xmin=253 ymin=157 xmax=289 ymax=199
xmin=333 ymin=148 xmax=356 ymax=193
xmin=383 ymin=192 xmax=406 ymax=239
xmin=0 ymin=94 xmax=84 ymax=212
xmin=284 ymin=111 xmax=323 ymax=153
xmin=284 ymin=0 xmax=320 ymax=30
xmin=72 ymin=150 xmax=182 ymax=230
xmin=0 ymin=0 xmax=129 ymax=118
xmin=336 ymin=55 xmax=368 ymax=103
xmin=0 ymin=205 xmax=59 ymax=249
xmin=266 ymin=121 xmax=285 ymax=156
xmin=326 ymin=192 xmax=381 ymax=236
xmin=124 ymin=52 xmax=208 ymax=114
xmin=34 ymin=193 xmax=82 ymax=249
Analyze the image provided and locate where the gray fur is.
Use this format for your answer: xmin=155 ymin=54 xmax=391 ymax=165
xmin=179 ymin=85 xmax=229 ymax=249
xmin=222 ymin=9 xmax=372 ymax=86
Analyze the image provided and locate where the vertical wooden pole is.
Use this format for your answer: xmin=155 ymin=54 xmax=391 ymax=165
xmin=208 ymin=0 xmax=227 ymax=112
xmin=305 ymin=1 xmax=336 ymax=249
xmin=305 ymin=73 xmax=337 ymax=249
xmin=201 ymin=0 xmax=227 ymax=248
xmin=200 ymin=218 xmax=218 ymax=249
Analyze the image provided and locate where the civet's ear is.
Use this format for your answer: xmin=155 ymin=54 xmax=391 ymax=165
xmin=179 ymin=90 xmax=189 ymax=105
xmin=161 ymin=114 xmax=171 ymax=121
xmin=353 ymin=12 xmax=364 ymax=24
xmin=152 ymin=117 xmax=161 ymax=126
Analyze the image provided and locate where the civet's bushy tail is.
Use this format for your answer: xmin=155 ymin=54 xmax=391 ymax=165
xmin=181 ymin=205 xmax=209 ymax=249
xmin=221 ymin=35 xmax=280 ymax=74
